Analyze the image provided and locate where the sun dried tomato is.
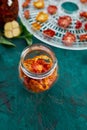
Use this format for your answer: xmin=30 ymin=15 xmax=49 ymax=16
xmin=62 ymin=32 xmax=76 ymax=46
xmin=22 ymin=0 xmax=31 ymax=8
xmin=26 ymin=0 xmax=31 ymax=2
xmin=24 ymin=10 xmax=30 ymax=19
xmin=24 ymin=55 xmax=53 ymax=73
xmin=0 ymin=0 xmax=18 ymax=26
xmin=47 ymin=5 xmax=57 ymax=15
xmin=58 ymin=16 xmax=72 ymax=28
xmin=24 ymin=76 xmax=30 ymax=88
xmin=43 ymin=29 xmax=55 ymax=37
xmin=32 ymin=22 xmax=41 ymax=30
xmin=36 ymin=12 xmax=49 ymax=23
xmin=75 ymin=20 xmax=82 ymax=29
xmin=80 ymin=12 xmax=87 ymax=19
xmin=22 ymin=1 xmax=29 ymax=8
xmin=84 ymin=23 xmax=87 ymax=30
xmin=80 ymin=34 xmax=87 ymax=41
xmin=80 ymin=0 xmax=87 ymax=3
xmin=33 ymin=0 xmax=44 ymax=9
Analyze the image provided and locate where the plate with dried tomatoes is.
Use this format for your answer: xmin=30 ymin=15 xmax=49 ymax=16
xmin=18 ymin=0 xmax=87 ymax=50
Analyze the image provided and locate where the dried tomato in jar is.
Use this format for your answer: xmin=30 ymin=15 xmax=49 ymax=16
xmin=0 ymin=0 xmax=19 ymax=26
xmin=19 ymin=44 xmax=58 ymax=93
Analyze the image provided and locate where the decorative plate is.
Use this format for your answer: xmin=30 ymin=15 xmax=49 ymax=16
xmin=18 ymin=0 xmax=87 ymax=50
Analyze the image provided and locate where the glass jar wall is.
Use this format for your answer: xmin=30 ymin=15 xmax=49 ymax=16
xmin=19 ymin=44 xmax=58 ymax=93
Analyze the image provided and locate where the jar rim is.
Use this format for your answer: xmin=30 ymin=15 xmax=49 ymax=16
xmin=20 ymin=44 xmax=58 ymax=79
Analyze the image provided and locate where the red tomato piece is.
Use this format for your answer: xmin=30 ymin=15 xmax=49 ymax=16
xmin=62 ymin=32 xmax=76 ymax=46
xmin=47 ymin=5 xmax=57 ymax=15
xmin=24 ymin=10 xmax=30 ymax=19
xmin=22 ymin=0 xmax=31 ymax=8
xmin=30 ymin=59 xmax=52 ymax=73
xmin=84 ymin=23 xmax=87 ymax=30
xmin=58 ymin=16 xmax=72 ymax=28
xmin=80 ymin=34 xmax=87 ymax=41
xmin=75 ymin=20 xmax=82 ymax=29
xmin=26 ymin=0 xmax=31 ymax=2
xmin=24 ymin=76 xmax=30 ymax=89
xmin=80 ymin=0 xmax=87 ymax=3
xmin=43 ymin=29 xmax=55 ymax=37
xmin=22 ymin=1 xmax=29 ymax=8
xmin=31 ymin=62 xmax=42 ymax=73
xmin=80 ymin=12 xmax=87 ymax=19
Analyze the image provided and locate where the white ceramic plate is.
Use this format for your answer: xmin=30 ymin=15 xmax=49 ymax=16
xmin=18 ymin=0 xmax=87 ymax=50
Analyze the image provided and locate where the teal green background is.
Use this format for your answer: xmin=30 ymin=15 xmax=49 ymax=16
xmin=0 ymin=36 xmax=87 ymax=130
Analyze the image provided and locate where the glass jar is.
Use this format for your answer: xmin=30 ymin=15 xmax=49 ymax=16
xmin=0 ymin=0 xmax=19 ymax=26
xmin=19 ymin=44 xmax=58 ymax=93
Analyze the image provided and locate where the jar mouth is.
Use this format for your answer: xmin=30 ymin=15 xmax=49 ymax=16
xmin=20 ymin=44 xmax=58 ymax=79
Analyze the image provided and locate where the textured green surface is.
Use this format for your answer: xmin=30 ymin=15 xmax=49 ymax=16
xmin=0 ymin=36 xmax=87 ymax=130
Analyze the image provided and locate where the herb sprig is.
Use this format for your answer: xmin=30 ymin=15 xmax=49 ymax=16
xmin=0 ymin=34 xmax=16 ymax=46
xmin=18 ymin=20 xmax=33 ymax=46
